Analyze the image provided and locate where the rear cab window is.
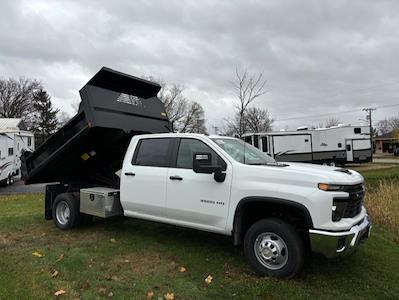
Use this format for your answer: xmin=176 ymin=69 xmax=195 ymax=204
xmin=132 ymin=138 xmax=172 ymax=167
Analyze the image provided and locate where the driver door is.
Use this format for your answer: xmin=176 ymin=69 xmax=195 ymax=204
xmin=166 ymin=138 xmax=232 ymax=232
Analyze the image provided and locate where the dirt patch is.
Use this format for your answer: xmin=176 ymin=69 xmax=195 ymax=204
xmin=116 ymin=252 xmax=178 ymax=275
xmin=0 ymin=232 xmax=19 ymax=249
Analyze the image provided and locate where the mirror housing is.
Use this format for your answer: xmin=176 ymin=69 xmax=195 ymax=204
xmin=193 ymin=152 xmax=226 ymax=182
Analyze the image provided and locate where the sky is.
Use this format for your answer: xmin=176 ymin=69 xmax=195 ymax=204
xmin=0 ymin=0 xmax=398 ymax=133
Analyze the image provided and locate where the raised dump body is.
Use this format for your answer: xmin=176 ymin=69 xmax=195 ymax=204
xmin=21 ymin=67 xmax=171 ymax=187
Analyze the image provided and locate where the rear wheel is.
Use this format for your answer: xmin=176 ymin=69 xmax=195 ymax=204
xmin=244 ymin=218 xmax=305 ymax=278
xmin=52 ymin=193 xmax=80 ymax=229
xmin=6 ymin=175 xmax=13 ymax=185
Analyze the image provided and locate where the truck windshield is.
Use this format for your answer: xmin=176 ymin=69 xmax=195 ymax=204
xmin=211 ymin=137 xmax=277 ymax=165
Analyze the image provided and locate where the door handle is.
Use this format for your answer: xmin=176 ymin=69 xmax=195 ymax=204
xmin=169 ymin=175 xmax=183 ymax=181
xmin=124 ymin=172 xmax=135 ymax=176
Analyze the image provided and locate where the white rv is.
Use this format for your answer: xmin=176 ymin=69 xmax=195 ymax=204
xmin=243 ymin=125 xmax=371 ymax=165
xmin=0 ymin=119 xmax=35 ymax=185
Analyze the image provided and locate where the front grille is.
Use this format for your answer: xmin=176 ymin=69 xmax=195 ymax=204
xmin=343 ymin=184 xmax=364 ymax=218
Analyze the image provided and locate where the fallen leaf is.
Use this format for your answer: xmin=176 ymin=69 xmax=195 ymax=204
xmin=179 ymin=266 xmax=187 ymax=273
xmin=32 ymin=251 xmax=45 ymax=258
xmin=81 ymin=280 xmax=90 ymax=290
xmin=146 ymin=291 xmax=154 ymax=299
xmin=108 ymin=291 xmax=114 ymax=298
xmin=124 ymin=259 xmax=130 ymax=263
xmin=110 ymin=238 xmax=116 ymax=243
xmin=52 ymin=270 xmax=59 ymax=278
xmin=56 ymin=254 xmax=65 ymax=262
xmin=164 ymin=292 xmax=175 ymax=300
xmin=54 ymin=289 xmax=66 ymax=296
xmin=111 ymin=275 xmax=118 ymax=281
xmin=205 ymin=275 xmax=213 ymax=284
xmin=99 ymin=287 xmax=107 ymax=295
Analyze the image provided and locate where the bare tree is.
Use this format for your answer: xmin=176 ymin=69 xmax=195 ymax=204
xmin=57 ymin=111 xmax=72 ymax=128
xmin=389 ymin=116 xmax=399 ymax=129
xmin=180 ymin=101 xmax=207 ymax=134
xmin=245 ymin=107 xmax=274 ymax=133
xmin=147 ymin=76 xmax=207 ymax=133
xmin=376 ymin=116 xmax=399 ymax=135
xmin=376 ymin=119 xmax=391 ymax=135
xmin=324 ymin=117 xmax=340 ymax=127
xmin=224 ymin=69 xmax=267 ymax=136
xmin=312 ymin=122 xmax=325 ymax=129
xmin=0 ymin=77 xmax=42 ymax=124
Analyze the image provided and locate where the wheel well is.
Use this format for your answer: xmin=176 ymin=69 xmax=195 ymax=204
xmin=233 ymin=198 xmax=313 ymax=247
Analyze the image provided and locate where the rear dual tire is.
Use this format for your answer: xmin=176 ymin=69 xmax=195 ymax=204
xmin=244 ymin=218 xmax=305 ymax=278
xmin=5 ymin=174 xmax=14 ymax=186
xmin=52 ymin=193 xmax=92 ymax=230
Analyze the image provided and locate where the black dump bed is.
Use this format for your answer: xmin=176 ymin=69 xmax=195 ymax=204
xmin=21 ymin=67 xmax=171 ymax=187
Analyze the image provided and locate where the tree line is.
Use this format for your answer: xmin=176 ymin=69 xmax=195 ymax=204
xmin=0 ymin=69 xmax=275 ymax=146
xmin=0 ymin=78 xmax=59 ymax=144
xmin=4 ymin=70 xmax=396 ymax=145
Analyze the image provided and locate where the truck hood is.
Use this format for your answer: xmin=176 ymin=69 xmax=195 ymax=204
xmin=277 ymin=162 xmax=364 ymax=185
xmin=240 ymin=161 xmax=364 ymax=187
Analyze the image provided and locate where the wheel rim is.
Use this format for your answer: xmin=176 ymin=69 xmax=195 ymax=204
xmin=254 ymin=232 xmax=288 ymax=270
xmin=56 ymin=201 xmax=71 ymax=225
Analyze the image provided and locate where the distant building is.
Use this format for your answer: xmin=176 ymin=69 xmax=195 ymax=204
xmin=0 ymin=118 xmax=27 ymax=131
xmin=374 ymin=131 xmax=398 ymax=154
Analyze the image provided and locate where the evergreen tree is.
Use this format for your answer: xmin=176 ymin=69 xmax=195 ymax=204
xmin=31 ymin=89 xmax=59 ymax=140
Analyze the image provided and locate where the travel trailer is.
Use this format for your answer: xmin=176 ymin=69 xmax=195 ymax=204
xmin=0 ymin=118 xmax=35 ymax=184
xmin=243 ymin=125 xmax=372 ymax=165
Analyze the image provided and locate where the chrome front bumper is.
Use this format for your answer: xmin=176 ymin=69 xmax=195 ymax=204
xmin=309 ymin=216 xmax=371 ymax=258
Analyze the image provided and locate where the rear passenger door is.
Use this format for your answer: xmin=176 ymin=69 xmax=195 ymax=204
xmin=166 ymin=138 xmax=232 ymax=232
xmin=121 ymin=138 xmax=173 ymax=219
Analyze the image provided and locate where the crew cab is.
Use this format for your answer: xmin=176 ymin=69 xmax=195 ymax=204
xmin=56 ymin=133 xmax=371 ymax=278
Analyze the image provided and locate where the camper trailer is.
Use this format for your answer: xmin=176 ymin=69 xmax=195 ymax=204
xmin=0 ymin=119 xmax=35 ymax=184
xmin=243 ymin=125 xmax=371 ymax=165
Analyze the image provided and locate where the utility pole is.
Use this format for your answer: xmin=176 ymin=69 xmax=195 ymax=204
xmin=212 ymin=125 xmax=219 ymax=135
xmin=362 ymin=108 xmax=376 ymax=162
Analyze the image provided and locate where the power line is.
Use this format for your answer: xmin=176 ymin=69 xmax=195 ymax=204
xmin=274 ymin=103 xmax=399 ymax=123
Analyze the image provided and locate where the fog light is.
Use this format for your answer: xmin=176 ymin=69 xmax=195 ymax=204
xmin=332 ymin=200 xmax=348 ymax=222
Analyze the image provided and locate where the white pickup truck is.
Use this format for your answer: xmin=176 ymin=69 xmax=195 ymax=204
xmin=49 ymin=133 xmax=371 ymax=278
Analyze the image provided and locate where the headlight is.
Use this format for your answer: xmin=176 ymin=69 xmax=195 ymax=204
xmin=318 ymin=183 xmax=346 ymax=191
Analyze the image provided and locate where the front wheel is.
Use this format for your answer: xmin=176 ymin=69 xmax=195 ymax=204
xmin=244 ymin=218 xmax=305 ymax=278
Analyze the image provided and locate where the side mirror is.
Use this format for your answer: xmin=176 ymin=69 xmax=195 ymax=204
xmin=193 ymin=152 xmax=226 ymax=183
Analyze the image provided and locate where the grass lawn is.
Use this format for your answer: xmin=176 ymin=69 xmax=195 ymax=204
xmin=350 ymin=164 xmax=399 ymax=185
xmin=1 ymin=167 xmax=399 ymax=299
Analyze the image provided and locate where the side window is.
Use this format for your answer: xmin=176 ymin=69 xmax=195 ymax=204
xmin=338 ymin=143 xmax=342 ymax=148
xmin=8 ymin=148 xmax=13 ymax=156
xmin=132 ymin=138 xmax=171 ymax=167
xmin=253 ymin=135 xmax=259 ymax=148
xmin=244 ymin=136 xmax=252 ymax=144
xmin=176 ymin=139 xmax=226 ymax=170
xmin=28 ymin=137 xmax=32 ymax=146
xmin=261 ymin=137 xmax=268 ymax=152
xmin=354 ymin=128 xmax=361 ymax=134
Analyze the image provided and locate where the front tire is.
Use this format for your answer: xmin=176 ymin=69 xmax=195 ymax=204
xmin=244 ymin=218 xmax=305 ymax=278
